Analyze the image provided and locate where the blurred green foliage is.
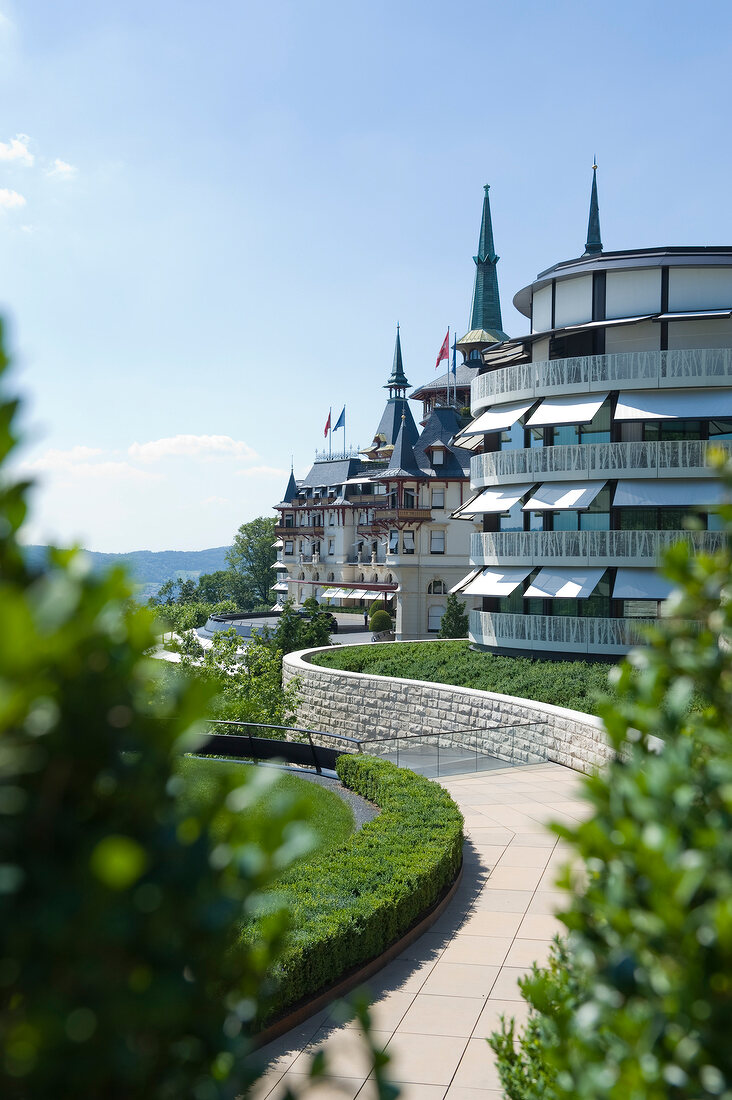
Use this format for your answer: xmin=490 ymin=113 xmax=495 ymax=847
xmin=490 ymin=453 xmax=732 ymax=1099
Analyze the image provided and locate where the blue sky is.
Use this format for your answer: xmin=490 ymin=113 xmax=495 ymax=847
xmin=2 ymin=0 xmax=731 ymax=551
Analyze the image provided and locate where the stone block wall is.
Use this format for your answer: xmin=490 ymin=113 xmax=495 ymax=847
xmin=282 ymin=644 xmax=614 ymax=775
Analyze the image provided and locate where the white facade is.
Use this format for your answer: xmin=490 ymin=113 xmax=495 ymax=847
xmin=459 ymin=247 xmax=732 ymax=657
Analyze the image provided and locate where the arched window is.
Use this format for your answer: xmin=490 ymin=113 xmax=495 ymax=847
xmin=298 ymin=571 xmax=305 ymax=580
xmin=386 ymin=573 xmax=393 ymax=583
xmin=428 ymin=579 xmax=446 ymax=595
xmin=358 ymin=572 xmax=365 ymax=582
xmin=428 ymin=605 xmax=446 ymax=632
xmin=327 ymin=572 xmax=334 ymax=582
xmin=314 ymin=572 xmax=320 ymax=581
xmin=371 ymin=573 xmax=378 ymax=583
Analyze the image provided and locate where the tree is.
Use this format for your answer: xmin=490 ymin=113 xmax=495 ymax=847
xmin=437 ymin=593 xmax=469 ymax=638
xmin=268 ymin=598 xmax=332 ymax=657
xmin=196 ymin=570 xmax=239 ymax=605
xmin=226 ymin=517 xmax=277 ymax=607
xmin=490 ymin=452 xmax=732 ymax=1100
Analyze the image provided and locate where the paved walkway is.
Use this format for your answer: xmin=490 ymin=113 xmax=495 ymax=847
xmin=252 ymin=761 xmax=585 ymax=1099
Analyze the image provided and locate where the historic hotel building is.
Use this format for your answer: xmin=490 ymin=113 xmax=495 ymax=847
xmin=453 ymin=169 xmax=732 ymax=657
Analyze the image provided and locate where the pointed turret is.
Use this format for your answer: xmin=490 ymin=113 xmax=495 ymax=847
xmin=379 ymin=414 xmax=423 ymax=480
xmin=279 ymin=467 xmax=298 ymax=505
xmin=457 ymin=185 xmax=508 ymax=358
xmin=385 ymin=323 xmax=410 ymax=396
xmin=584 ymin=162 xmax=603 ymax=256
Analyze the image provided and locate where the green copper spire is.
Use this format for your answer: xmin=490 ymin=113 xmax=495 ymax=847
xmin=385 ymin=323 xmax=410 ymax=393
xmin=584 ymin=161 xmax=603 ymax=256
xmin=467 ymin=185 xmax=507 ymax=340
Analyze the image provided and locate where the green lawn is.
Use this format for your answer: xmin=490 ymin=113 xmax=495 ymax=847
xmin=176 ymin=756 xmax=355 ymax=856
xmin=310 ymin=640 xmax=617 ymax=715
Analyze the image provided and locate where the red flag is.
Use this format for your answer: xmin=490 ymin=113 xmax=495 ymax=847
xmin=324 ymin=410 xmax=331 ymax=437
xmin=435 ymin=329 xmax=449 ymax=370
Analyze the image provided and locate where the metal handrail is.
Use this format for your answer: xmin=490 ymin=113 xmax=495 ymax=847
xmin=203 ymin=719 xmax=364 ymax=774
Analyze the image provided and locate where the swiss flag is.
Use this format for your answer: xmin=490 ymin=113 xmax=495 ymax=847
xmin=435 ymin=329 xmax=449 ymax=370
xmin=324 ymin=411 xmax=331 ymax=437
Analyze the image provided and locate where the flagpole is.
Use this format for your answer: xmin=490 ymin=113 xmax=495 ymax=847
xmin=328 ymin=406 xmax=332 ymax=458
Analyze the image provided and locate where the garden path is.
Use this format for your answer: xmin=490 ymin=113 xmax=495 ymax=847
xmin=252 ymin=760 xmax=585 ymax=1099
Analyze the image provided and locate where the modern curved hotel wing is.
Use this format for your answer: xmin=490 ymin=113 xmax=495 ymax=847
xmin=453 ymin=169 xmax=732 ymax=656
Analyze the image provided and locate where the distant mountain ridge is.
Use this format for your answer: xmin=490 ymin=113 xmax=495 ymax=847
xmin=22 ymin=544 xmax=232 ymax=589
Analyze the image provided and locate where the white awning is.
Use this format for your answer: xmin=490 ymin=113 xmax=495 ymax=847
xmin=463 ymin=567 xmax=533 ymax=597
xmin=272 ymin=560 xmax=289 ymax=570
xmin=613 ymin=479 xmax=728 ymax=508
xmin=615 ymin=389 xmax=732 ymax=421
xmin=272 ymin=538 xmax=283 ymax=548
xmin=613 ymin=569 xmax=674 ymax=600
xmin=524 ymin=567 xmax=606 ymax=599
xmin=460 ymin=400 xmax=535 ymax=436
xmin=455 ymin=484 xmax=535 ymax=516
xmin=451 ymin=430 xmax=485 ymax=451
xmin=527 ymin=393 xmax=608 ymax=427
xmin=450 ymin=569 xmax=481 ymax=594
xmin=523 ymin=481 xmax=606 ymax=511
xmin=272 ymin=581 xmax=289 ymax=592
xmin=321 ymin=588 xmax=344 ymax=599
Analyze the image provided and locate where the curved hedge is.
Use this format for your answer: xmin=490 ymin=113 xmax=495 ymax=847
xmin=249 ymin=754 xmax=463 ymax=1025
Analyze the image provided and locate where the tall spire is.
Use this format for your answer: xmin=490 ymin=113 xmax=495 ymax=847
xmin=385 ymin=322 xmax=410 ymax=395
xmin=584 ymin=160 xmax=603 ymax=256
xmin=468 ymin=184 xmax=506 ymax=338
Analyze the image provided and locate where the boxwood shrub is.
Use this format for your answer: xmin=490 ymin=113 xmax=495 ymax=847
xmin=246 ymin=754 xmax=463 ymax=1025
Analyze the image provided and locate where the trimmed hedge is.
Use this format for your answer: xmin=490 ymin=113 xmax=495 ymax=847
xmin=247 ymin=754 xmax=463 ymax=1024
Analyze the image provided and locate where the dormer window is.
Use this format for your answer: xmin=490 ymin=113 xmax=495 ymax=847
xmin=431 ymin=447 xmax=445 ymax=466
xmin=469 ymin=349 xmax=481 ymax=361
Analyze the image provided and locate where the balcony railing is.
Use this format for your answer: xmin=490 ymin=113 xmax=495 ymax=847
xmin=471 ymin=348 xmax=732 ymax=413
xmin=471 ymin=439 xmax=732 ymax=487
xmin=470 ymin=609 xmax=662 ymax=655
xmin=369 ymin=507 xmax=433 ymax=523
xmin=470 ymin=529 xmax=726 ymax=566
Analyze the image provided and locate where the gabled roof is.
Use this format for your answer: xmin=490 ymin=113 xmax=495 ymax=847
xmin=374 ymin=415 xmax=423 ymax=479
xmin=413 ymin=407 xmax=472 ymax=478
xmin=299 ymin=457 xmax=365 ymax=489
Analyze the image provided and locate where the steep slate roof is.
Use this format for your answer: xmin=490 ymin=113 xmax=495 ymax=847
xmin=413 ymin=407 xmax=472 ymax=478
xmin=299 ymin=457 xmax=365 ymax=489
xmin=277 ymin=468 xmax=299 ymax=505
xmin=374 ymin=416 xmax=423 ymax=479
xmin=458 ymin=185 xmax=508 ymax=346
xmin=374 ymin=395 xmax=419 ymax=448
xmin=385 ymin=324 xmax=409 ymax=389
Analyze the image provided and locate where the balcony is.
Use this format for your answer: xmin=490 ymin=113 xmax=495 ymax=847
xmin=368 ymin=507 xmax=433 ymax=524
xmin=470 ymin=529 xmax=726 ymax=567
xmin=471 ymin=348 xmax=732 ymax=414
xmin=471 ymin=439 xmax=732 ymax=488
xmin=470 ymin=609 xmax=660 ymax=656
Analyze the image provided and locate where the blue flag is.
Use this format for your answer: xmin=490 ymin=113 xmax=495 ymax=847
xmin=451 ymin=338 xmax=457 ymax=375
xmin=334 ymin=405 xmax=346 ymax=431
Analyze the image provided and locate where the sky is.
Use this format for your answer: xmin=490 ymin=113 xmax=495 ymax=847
xmin=2 ymin=0 xmax=732 ymax=552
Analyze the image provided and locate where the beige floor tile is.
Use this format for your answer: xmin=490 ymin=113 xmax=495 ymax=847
xmin=255 ymin=1010 xmax=332 ymax=1074
xmin=517 ymin=912 xmax=564 ymax=940
xmin=449 ymin=1036 xmax=502 ymax=1091
xmin=526 ymin=889 xmax=567 ymax=915
xmin=421 ymin=961 xmax=499 ymax=998
xmin=507 ymin=832 xmax=556 ymax=847
xmin=396 ymin=993 xmax=485 ymax=1037
xmin=488 ymin=967 xmax=530 ymax=1001
xmin=384 ymin=1031 xmax=470 ymax=1086
xmin=268 ymin=1071 xmax=362 ymax=1098
xmin=444 ymin=1087 xmax=504 ymax=1100
xmin=504 ymin=938 xmax=553 ymax=968
xmin=499 ymin=845 xmax=552 ymax=868
xmin=439 ymin=935 xmax=512 ymax=967
xmin=342 ymin=989 xmax=415 ymax=1033
xmin=396 ymin=930 xmax=450 ymax=963
xmin=247 ymin=1066 xmax=285 ymax=1100
xmin=365 ymin=956 xmax=438 ymax=996
xmin=357 ymin=1080 xmax=447 ymax=1099
xmin=458 ymin=910 xmax=523 ymax=938
xmin=292 ymin=1027 xmax=391 ymax=1080
xmin=475 ymin=996 xmax=530 ymax=1036
xmin=463 ymin=845 xmax=509 ymax=868
xmin=463 ymin=827 xmax=514 ymax=844
xmin=485 ymin=865 xmax=545 ymax=891
xmin=472 ymin=888 xmax=533 ymax=913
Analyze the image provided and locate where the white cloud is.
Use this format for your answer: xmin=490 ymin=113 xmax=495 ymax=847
xmin=129 ymin=434 xmax=258 ymax=463
xmin=47 ymin=157 xmax=76 ymax=179
xmin=0 ymin=187 xmax=26 ymax=209
xmin=24 ymin=446 xmax=155 ymax=482
xmin=236 ymin=465 xmax=289 ymax=479
xmin=0 ymin=133 xmax=33 ymax=166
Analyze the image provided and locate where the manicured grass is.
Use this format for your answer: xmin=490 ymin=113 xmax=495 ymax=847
xmin=176 ymin=756 xmax=355 ymax=855
xmin=310 ymin=640 xmax=616 ymax=715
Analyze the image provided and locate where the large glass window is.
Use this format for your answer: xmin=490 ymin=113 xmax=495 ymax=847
xmin=624 ymin=599 xmax=660 ymax=618
xmin=644 ymin=419 xmax=702 ymax=442
xmin=430 ymin=530 xmax=445 ymax=554
xmin=431 ymin=489 xmax=445 ymax=509
xmin=403 ymin=488 xmax=415 ymax=508
xmin=500 ymin=422 xmax=525 ymax=451
xmin=427 ymin=605 xmax=445 ymax=632
xmin=709 ymin=420 xmax=732 ymax=440
xmin=500 ymin=502 xmax=524 ymax=531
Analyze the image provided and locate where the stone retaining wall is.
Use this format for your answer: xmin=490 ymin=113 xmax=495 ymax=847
xmin=283 ymin=643 xmax=613 ymax=774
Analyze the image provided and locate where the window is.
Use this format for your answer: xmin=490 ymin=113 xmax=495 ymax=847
xmin=500 ymin=502 xmax=523 ymax=532
xmin=284 ymin=514 xmax=294 ymax=528
xmin=327 ymin=572 xmax=334 ymax=582
xmin=328 ymin=538 xmax=334 ymax=555
xmin=403 ymin=488 xmax=415 ymax=508
xmin=428 ymin=605 xmax=445 ymax=632
xmin=431 ymin=489 xmax=445 ymax=509
xmin=329 ymin=512 xmax=335 ymax=525
xmin=624 ymin=599 xmax=660 ymax=618
xmin=388 ymin=529 xmax=399 ymax=553
xmin=284 ymin=540 xmax=294 ymax=555
xmin=402 ymin=530 xmax=415 ymax=555
xmin=430 ymin=530 xmax=446 ymax=554
xmin=428 ymin=580 xmax=446 ymax=594
xmin=431 ymin=448 xmax=445 ymax=466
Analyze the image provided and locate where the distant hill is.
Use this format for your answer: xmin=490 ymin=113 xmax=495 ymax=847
xmin=22 ymin=544 xmax=232 ymax=598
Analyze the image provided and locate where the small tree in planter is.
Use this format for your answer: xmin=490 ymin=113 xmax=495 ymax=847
xmin=369 ymin=609 xmax=393 ymax=634
xmin=437 ymin=593 xmax=469 ymax=638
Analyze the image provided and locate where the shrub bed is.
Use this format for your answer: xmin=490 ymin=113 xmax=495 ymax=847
xmin=247 ymin=754 xmax=463 ymax=1025
xmin=310 ymin=640 xmax=615 ymax=715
